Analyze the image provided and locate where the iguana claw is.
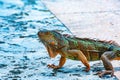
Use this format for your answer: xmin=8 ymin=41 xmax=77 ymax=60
xmin=96 ymin=70 xmax=114 ymax=77
xmin=47 ymin=64 xmax=60 ymax=69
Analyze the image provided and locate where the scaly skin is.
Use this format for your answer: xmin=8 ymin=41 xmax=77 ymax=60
xmin=38 ymin=30 xmax=120 ymax=77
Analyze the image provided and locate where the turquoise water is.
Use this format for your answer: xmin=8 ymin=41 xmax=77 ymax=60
xmin=0 ymin=0 xmax=70 ymax=54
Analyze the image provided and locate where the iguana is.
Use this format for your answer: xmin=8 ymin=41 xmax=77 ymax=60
xmin=38 ymin=30 xmax=120 ymax=77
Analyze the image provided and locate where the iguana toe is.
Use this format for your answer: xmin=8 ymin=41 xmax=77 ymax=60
xmin=97 ymin=70 xmax=114 ymax=78
xmin=47 ymin=64 xmax=60 ymax=69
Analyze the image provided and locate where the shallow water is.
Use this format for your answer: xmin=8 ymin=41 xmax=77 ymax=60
xmin=0 ymin=0 xmax=70 ymax=54
xmin=0 ymin=0 xmax=119 ymax=80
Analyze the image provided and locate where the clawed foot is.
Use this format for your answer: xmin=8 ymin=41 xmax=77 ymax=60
xmin=47 ymin=64 xmax=60 ymax=69
xmin=82 ymin=68 xmax=90 ymax=72
xmin=95 ymin=70 xmax=115 ymax=77
xmin=85 ymin=67 xmax=90 ymax=72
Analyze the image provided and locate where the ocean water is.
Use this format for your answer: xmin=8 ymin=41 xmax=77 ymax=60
xmin=0 ymin=0 xmax=70 ymax=54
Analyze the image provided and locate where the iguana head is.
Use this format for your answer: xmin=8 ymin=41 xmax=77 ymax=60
xmin=38 ymin=30 xmax=58 ymax=46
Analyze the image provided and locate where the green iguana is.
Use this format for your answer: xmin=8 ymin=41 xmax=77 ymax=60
xmin=38 ymin=30 xmax=120 ymax=77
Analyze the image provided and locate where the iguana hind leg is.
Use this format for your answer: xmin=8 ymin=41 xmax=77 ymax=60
xmin=68 ymin=50 xmax=90 ymax=72
xmin=98 ymin=51 xmax=115 ymax=77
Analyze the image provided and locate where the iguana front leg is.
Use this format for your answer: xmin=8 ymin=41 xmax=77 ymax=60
xmin=47 ymin=49 xmax=90 ymax=71
xmin=97 ymin=51 xmax=115 ymax=77
xmin=47 ymin=56 xmax=66 ymax=69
